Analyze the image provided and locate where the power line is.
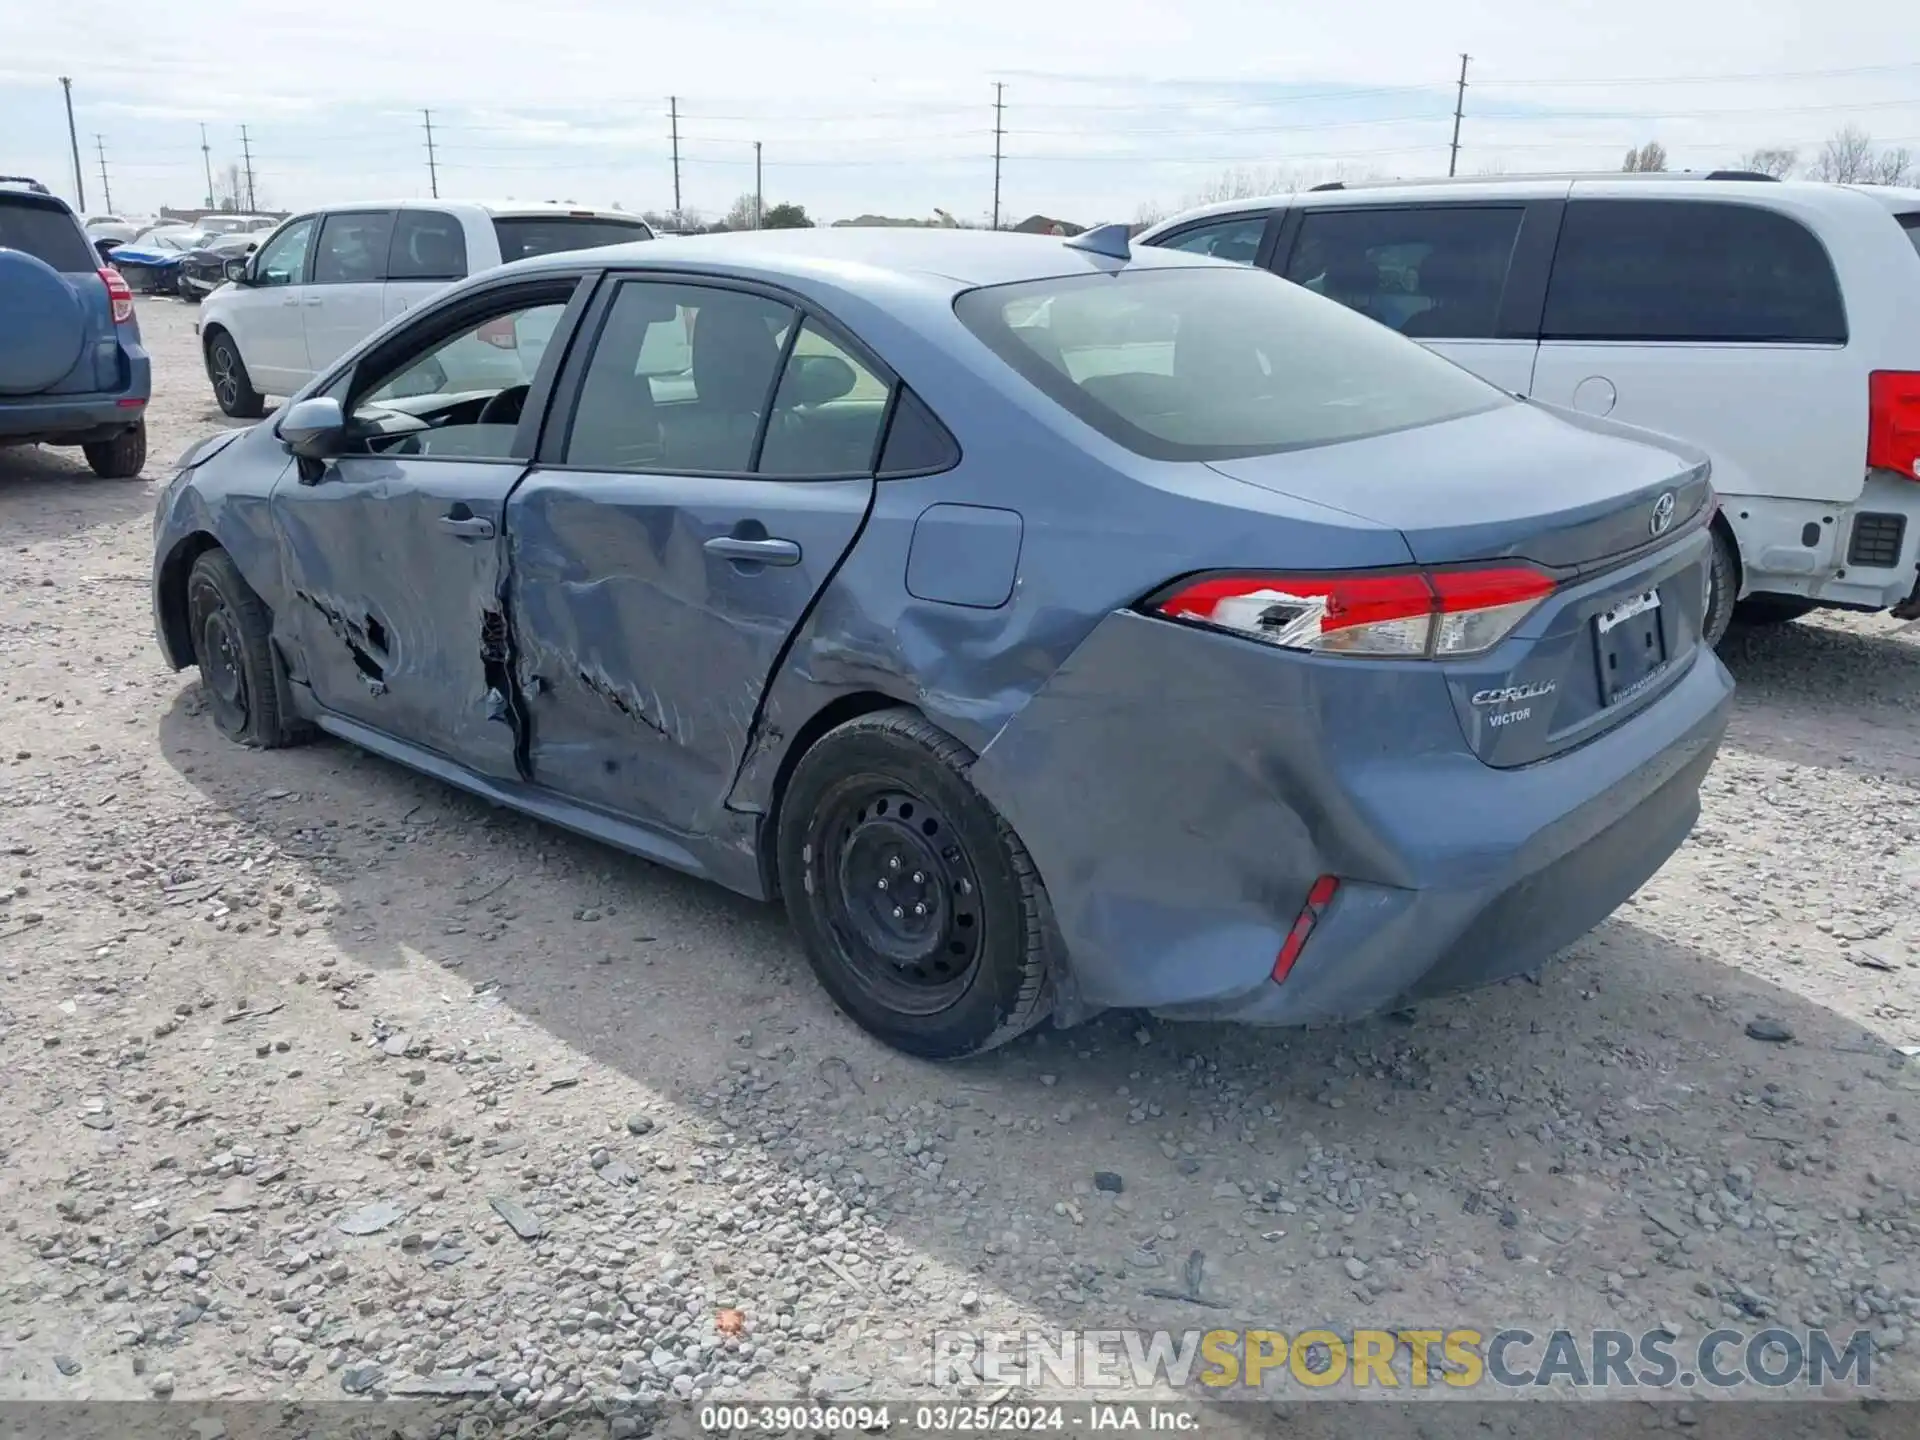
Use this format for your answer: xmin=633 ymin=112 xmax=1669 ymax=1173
xmin=94 ymin=134 xmax=113 ymax=213
xmin=991 ymin=82 xmax=1005 ymax=230
xmin=1450 ymin=53 xmax=1471 ymax=177
xmin=423 ymin=109 xmax=440 ymax=198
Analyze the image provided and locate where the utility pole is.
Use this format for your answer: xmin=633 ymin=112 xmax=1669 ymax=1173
xmin=1448 ymin=53 xmax=1470 ymax=178
xmin=669 ymin=96 xmax=681 ymax=216
xmin=59 ymin=77 xmax=85 ymax=211
xmin=753 ymin=141 xmax=762 ymax=229
xmin=200 ymin=123 xmax=215 ymax=209
xmin=422 ymin=109 xmax=440 ymax=198
xmin=94 ymin=135 xmax=113 ymax=213
xmin=991 ymin=82 xmax=1005 ymax=230
xmin=239 ymin=125 xmax=256 ymax=212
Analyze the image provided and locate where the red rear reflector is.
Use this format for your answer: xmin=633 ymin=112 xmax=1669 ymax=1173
xmin=1150 ymin=565 xmax=1555 ymax=658
xmin=1273 ymin=875 xmax=1339 ymax=983
xmin=115 ymin=397 xmax=145 ymax=408
xmin=476 ymin=316 xmax=518 ymax=350
xmin=1868 ymin=371 xmax=1920 ymax=480
xmin=99 ymin=266 xmax=134 ymax=324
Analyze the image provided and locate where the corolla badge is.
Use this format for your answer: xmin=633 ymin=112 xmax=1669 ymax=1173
xmin=1649 ymin=491 xmax=1677 ymax=537
xmin=1472 ymin=680 xmax=1557 ymax=706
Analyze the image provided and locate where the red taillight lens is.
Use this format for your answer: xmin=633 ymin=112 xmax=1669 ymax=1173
xmin=99 ymin=266 xmax=134 ymax=324
xmin=1868 ymin=371 xmax=1920 ymax=480
xmin=476 ymin=317 xmax=518 ymax=350
xmin=1273 ymin=875 xmax=1339 ymax=983
xmin=1150 ymin=564 xmax=1555 ymax=658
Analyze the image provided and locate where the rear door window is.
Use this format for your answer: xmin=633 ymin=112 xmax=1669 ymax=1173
xmin=1282 ymin=206 xmax=1524 ymax=339
xmin=1151 ymin=213 xmax=1269 ymax=265
xmin=313 ymin=210 xmax=397 ymax=285
xmin=387 ymin=210 xmax=469 ymax=281
xmin=493 ymin=217 xmax=653 ymax=263
xmin=1543 ymin=200 xmax=1846 ymax=343
xmin=0 ymin=197 xmax=95 ymax=271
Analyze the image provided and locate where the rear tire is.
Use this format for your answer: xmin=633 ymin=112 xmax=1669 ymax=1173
xmin=206 ymin=331 xmax=265 ymax=419
xmin=776 ymin=709 xmax=1054 ymax=1060
xmin=185 ymin=549 xmax=307 ymax=749
xmin=1703 ymin=523 xmax=1738 ymax=646
xmin=1734 ymin=595 xmax=1819 ymax=627
xmin=82 ymin=422 xmax=146 ymax=479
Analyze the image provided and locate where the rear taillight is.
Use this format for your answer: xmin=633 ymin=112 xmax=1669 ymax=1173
xmin=1149 ymin=564 xmax=1555 ymax=658
xmin=1868 ymin=371 xmax=1920 ymax=480
xmin=1273 ymin=875 xmax=1339 ymax=983
xmin=99 ymin=266 xmax=134 ymax=324
xmin=476 ymin=317 xmax=518 ymax=350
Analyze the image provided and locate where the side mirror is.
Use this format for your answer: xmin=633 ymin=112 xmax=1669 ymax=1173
xmin=224 ymin=257 xmax=251 ymax=284
xmin=279 ymin=396 xmax=345 ymax=460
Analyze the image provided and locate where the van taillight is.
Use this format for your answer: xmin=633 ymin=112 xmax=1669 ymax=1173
xmin=1868 ymin=371 xmax=1920 ymax=480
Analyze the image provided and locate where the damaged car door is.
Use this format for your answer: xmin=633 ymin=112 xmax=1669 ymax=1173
xmin=270 ymin=275 xmax=586 ymax=777
xmin=507 ymin=276 xmax=886 ymax=835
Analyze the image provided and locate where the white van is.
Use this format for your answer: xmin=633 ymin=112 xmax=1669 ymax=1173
xmin=1138 ymin=174 xmax=1920 ymax=639
xmin=196 ymin=200 xmax=653 ymax=418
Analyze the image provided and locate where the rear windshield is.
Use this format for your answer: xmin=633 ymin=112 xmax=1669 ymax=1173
xmin=1901 ymin=214 xmax=1920 ymax=260
xmin=0 ymin=197 xmax=95 ymax=272
xmin=493 ymin=217 xmax=653 ymax=263
xmin=954 ymin=265 xmax=1508 ymax=462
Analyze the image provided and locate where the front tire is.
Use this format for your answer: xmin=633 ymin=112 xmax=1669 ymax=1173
xmin=206 ymin=330 xmax=265 ymax=419
xmin=776 ymin=710 xmax=1054 ymax=1059
xmin=82 ymin=422 xmax=146 ymax=479
xmin=185 ymin=549 xmax=306 ymax=748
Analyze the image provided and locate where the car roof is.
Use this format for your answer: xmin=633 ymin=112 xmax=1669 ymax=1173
xmin=1141 ymin=174 xmax=1920 ymax=237
xmin=298 ymin=198 xmax=645 ymax=221
xmin=510 ymin=225 xmax=1217 ymax=294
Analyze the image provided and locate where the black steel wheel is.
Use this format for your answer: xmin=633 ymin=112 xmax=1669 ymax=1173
xmin=184 ymin=549 xmax=306 ymax=748
xmin=777 ymin=710 xmax=1054 ymax=1059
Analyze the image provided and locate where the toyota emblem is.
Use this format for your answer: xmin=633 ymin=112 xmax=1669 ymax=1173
xmin=1650 ymin=491 xmax=1676 ymax=537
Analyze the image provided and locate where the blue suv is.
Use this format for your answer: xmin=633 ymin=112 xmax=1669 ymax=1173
xmin=0 ymin=177 xmax=151 ymax=477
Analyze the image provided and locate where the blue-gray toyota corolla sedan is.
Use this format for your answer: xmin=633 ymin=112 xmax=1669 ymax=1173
xmin=152 ymin=226 xmax=1732 ymax=1059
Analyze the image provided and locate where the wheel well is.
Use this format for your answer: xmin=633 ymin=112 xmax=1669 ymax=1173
xmin=200 ymin=323 xmax=231 ymax=369
xmin=1711 ymin=509 xmax=1744 ymax=595
xmin=757 ymin=690 xmax=912 ymax=899
xmin=156 ymin=532 xmax=221 ymax=669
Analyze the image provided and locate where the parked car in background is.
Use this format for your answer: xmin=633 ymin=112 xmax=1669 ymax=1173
xmin=84 ymin=214 xmax=138 ymax=244
xmin=195 ymin=214 xmax=279 ymax=236
xmin=1 ymin=177 xmax=150 ymax=477
xmin=195 ymin=200 xmax=654 ymax=417
xmin=1138 ymin=173 xmax=1920 ymax=637
xmin=177 ymin=233 xmax=259 ymax=301
xmin=108 ymin=227 xmax=206 ymax=294
xmin=153 ymin=227 xmax=1730 ymax=1058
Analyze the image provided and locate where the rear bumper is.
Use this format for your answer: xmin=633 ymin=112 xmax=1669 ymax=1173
xmin=970 ymin=611 xmax=1732 ymax=1027
xmin=1724 ymin=475 xmax=1920 ymax=611
xmin=0 ymin=391 xmax=148 ymax=445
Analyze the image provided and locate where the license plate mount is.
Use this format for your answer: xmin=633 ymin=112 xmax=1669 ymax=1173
xmin=1595 ymin=590 xmax=1667 ymax=706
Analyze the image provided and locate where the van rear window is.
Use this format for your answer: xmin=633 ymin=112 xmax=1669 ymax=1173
xmin=1901 ymin=214 xmax=1920 ymax=260
xmin=0 ymin=197 xmax=95 ymax=272
xmin=493 ymin=217 xmax=653 ymax=263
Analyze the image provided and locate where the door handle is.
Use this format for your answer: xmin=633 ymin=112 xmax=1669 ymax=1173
xmin=303 ymin=296 xmax=324 ymax=306
xmin=705 ymin=535 xmax=801 ymax=566
xmin=438 ymin=514 xmax=496 ymax=539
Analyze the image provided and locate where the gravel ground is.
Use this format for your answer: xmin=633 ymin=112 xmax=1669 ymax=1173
xmin=4 ymin=298 xmax=1920 ymax=1429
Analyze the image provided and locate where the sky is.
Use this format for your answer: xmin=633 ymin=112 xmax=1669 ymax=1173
xmin=6 ymin=1 xmax=1920 ymax=227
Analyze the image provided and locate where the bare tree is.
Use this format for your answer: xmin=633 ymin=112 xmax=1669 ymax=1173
xmin=717 ymin=192 xmax=759 ymax=231
xmin=211 ymin=162 xmax=259 ymax=212
xmin=1134 ymin=200 xmax=1170 ymax=228
xmin=1811 ymin=126 xmax=1877 ymax=182
xmin=1871 ymin=146 xmax=1914 ymax=186
xmin=1737 ymin=147 xmax=1798 ymax=178
xmin=1178 ymin=161 xmax=1367 ymax=209
xmin=1622 ymin=142 xmax=1669 ymax=173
